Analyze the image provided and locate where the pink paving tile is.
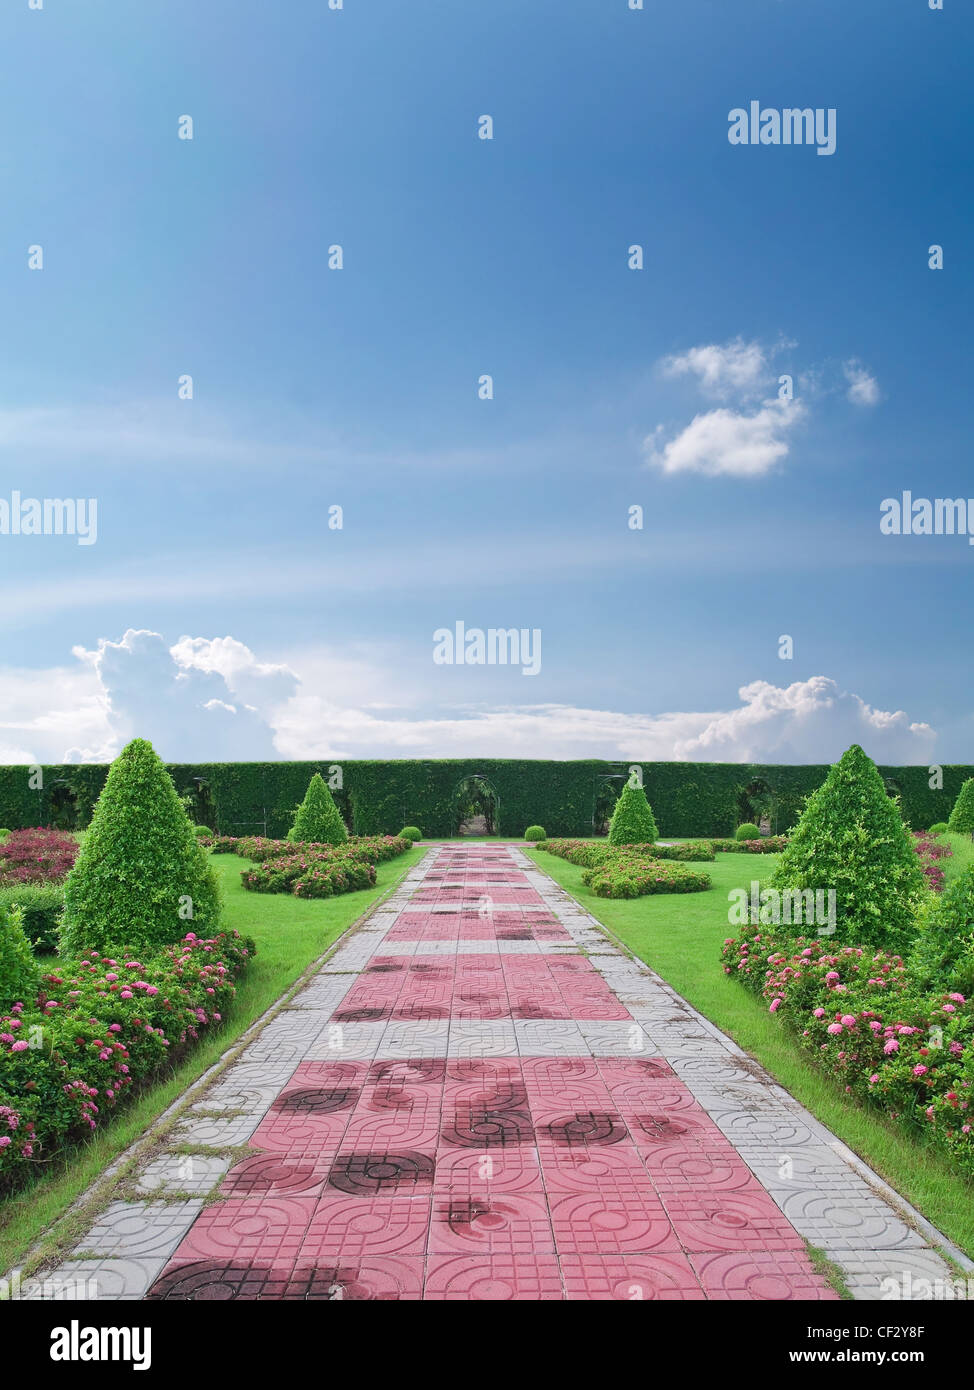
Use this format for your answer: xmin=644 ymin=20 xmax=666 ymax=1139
xmin=176 ymin=1197 xmax=317 ymax=1264
xmin=549 ymin=1189 xmax=681 ymax=1255
xmin=661 ymin=1191 xmax=808 ymax=1253
xmin=440 ymin=1102 xmax=535 ymax=1150
xmin=368 ymin=1058 xmax=447 ymax=1086
xmin=342 ymin=1108 xmax=441 ymax=1152
xmin=690 ymin=1251 xmax=840 ymax=1300
xmin=532 ymin=1106 xmax=631 ymax=1148
xmin=445 ymin=1057 xmax=523 ymax=1085
xmin=432 ymin=1146 xmax=545 ymax=1196
xmin=595 ymin=1056 xmax=678 ymax=1084
xmin=606 ymin=1079 xmax=710 ymax=1114
xmin=627 ymin=1108 xmax=715 ymax=1150
xmin=285 ymin=1257 xmax=425 ymax=1300
xmin=424 ymin=1254 xmax=564 ymax=1300
xmin=429 ymin=1190 xmax=555 ymax=1255
xmin=537 ymin=1146 xmax=655 ymax=1195
xmin=147 ymin=1257 xmax=300 ymax=1300
xmin=250 ymin=1104 xmax=354 ymax=1154
xmin=299 ymin=1194 xmax=431 ymax=1258
xmin=561 ymin=1253 xmax=707 ymax=1301
xmin=648 ymin=1146 xmax=764 ymax=1193
xmin=324 ymin=1149 xmax=436 ymax=1196
xmin=220 ymin=1153 xmax=333 ymax=1200
xmin=290 ymin=1060 xmax=370 ymax=1086
xmin=519 ymin=1057 xmax=603 ymax=1084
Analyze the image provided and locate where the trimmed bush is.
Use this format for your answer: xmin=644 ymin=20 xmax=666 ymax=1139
xmin=929 ymin=822 xmax=949 ymax=835
xmin=60 ymin=738 xmax=222 ymax=957
xmin=582 ymin=856 xmax=710 ymax=898
xmin=713 ymin=835 xmax=787 ymax=854
xmin=948 ymin=778 xmax=974 ymax=839
xmin=523 ymin=825 xmax=546 ymax=842
xmin=769 ymin=743 xmax=926 ymax=949
xmin=287 ymin=773 xmax=348 ymax=847
xmin=0 ymin=905 xmax=39 ymax=1010
xmin=398 ymin=826 xmax=422 ymax=843
xmin=194 ymin=825 xmax=214 ymax=839
xmin=735 ymin=823 xmax=761 ymax=842
xmin=0 ymin=884 xmax=64 ymax=954
xmin=910 ymin=866 xmax=974 ymax=997
xmin=608 ymin=783 xmax=658 ymax=846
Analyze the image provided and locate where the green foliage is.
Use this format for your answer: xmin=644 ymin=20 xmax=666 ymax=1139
xmin=910 ymin=866 xmax=974 ymax=997
xmin=608 ymin=782 xmax=658 ymax=845
xmin=60 ymin=738 xmax=222 ymax=956
xmin=287 ymin=773 xmax=348 ymax=846
xmin=929 ymin=822 xmax=949 ymax=836
xmin=0 ymin=884 xmax=64 ymax=954
xmin=398 ymin=826 xmax=422 ymax=843
xmin=523 ymin=825 xmax=546 ymax=842
xmin=735 ymin=822 xmax=761 ymax=841
xmin=0 ymin=905 xmax=39 ymax=1010
xmin=948 ymin=779 xmax=974 ymax=838
xmin=770 ymin=744 xmax=927 ymax=949
xmin=194 ymin=825 xmax=214 ymax=839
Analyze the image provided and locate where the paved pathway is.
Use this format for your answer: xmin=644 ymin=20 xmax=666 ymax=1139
xmin=24 ymin=845 xmax=964 ymax=1300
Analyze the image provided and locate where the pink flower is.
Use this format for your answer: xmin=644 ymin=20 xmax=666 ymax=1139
xmin=913 ymin=1065 xmax=928 ymax=1076
xmin=0 ymin=1136 xmax=10 ymax=1148
xmin=840 ymin=1014 xmax=856 ymax=1027
xmin=827 ymin=1022 xmax=843 ymax=1035
xmin=812 ymin=1008 xmax=826 ymax=1019
xmin=883 ymin=1039 xmax=899 ymax=1054
xmin=11 ymin=1040 xmax=28 ymax=1052
xmin=769 ymin=999 xmax=782 ymax=1013
xmin=119 ymin=989 xmax=134 ymax=999
xmin=869 ymin=1073 xmax=880 ymax=1084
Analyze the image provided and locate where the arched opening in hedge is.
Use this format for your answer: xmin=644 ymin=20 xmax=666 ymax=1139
xmin=48 ymin=778 xmax=80 ymax=831
xmin=736 ymin=777 xmax=778 ymax=835
xmin=593 ymin=775 xmax=627 ymax=836
xmin=452 ymin=774 xmax=500 ymax=836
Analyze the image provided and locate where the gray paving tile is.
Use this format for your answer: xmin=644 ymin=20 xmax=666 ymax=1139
xmin=134 ymin=1153 xmax=232 ymax=1196
xmin=18 ymin=1257 xmax=168 ymax=1301
xmin=79 ymin=1201 xmax=202 ymax=1260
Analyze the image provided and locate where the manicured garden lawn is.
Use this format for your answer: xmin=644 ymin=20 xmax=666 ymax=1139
xmin=528 ymin=846 xmax=974 ymax=1259
xmin=0 ymin=845 xmax=425 ymax=1277
xmin=942 ymin=831 xmax=974 ymax=881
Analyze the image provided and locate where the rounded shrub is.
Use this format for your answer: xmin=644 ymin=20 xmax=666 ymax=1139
xmin=0 ymin=904 xmax=39 ymax=1011
xmin=608 ymin=783 xmax=659 ymax=846
xmin=523 ymin=825 xmax=546 ymax=842
xmin=194 ymin=825 xmax=214 ymax=839
xmin=0 ymin=884 xmax=64 ymax=955
xmin=735 ymin=823 xmax=761 ymax=841
xmin=60 ymin=738 xmax=222 ymax=957
xmin=398 ymin=826 xmax=422 ymax=843
xmin=769 ymin=743 xmax=926 ymax=949
xmin=287 ymin=773 xmax=348 ymax=847
xmin=928 ymin=822 xmax=949 ymax=836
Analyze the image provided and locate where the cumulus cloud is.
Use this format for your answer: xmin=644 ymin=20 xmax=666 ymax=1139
xmin=844 ymin=359 xmax=881 ymax=406
xmin=661 ymin=339 xmax=770 ymax=399
xmin=0 ymin=632 xmax=937 ymax=767
xmin=645 ymin=399 xmax=804 ymax=478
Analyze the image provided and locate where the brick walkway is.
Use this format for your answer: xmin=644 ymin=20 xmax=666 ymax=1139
xmin=25 ymin=845 xmax=964 ymax=1300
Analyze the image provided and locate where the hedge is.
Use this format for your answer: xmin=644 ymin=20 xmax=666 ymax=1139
xmin=2 ymin=759 xmax=970 ymax=841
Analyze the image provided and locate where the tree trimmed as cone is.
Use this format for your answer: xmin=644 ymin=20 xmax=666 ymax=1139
xmin=287 ymin=772 xmax=348 ymax=846
xmin=608 ymin=782 xmax=659 ymax=846
xmin=60 ymin=738 xmax=221 ymax=956
xmin=947 ymin=778 xmax=974 ymax=840
xmin=769 ymin=743 xmax=925 ymax=949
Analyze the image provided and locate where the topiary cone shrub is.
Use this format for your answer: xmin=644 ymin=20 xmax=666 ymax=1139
xmin=769 ymin=743 xmax=926 ymax=950
xmin=608 ymin=783 xmax=659 ymax=846
xmin=947 ymin=778 xmax=974 ymax=840
xmin=60 ymin=738 xmax=221 ymax=957
xmin=287 ymin=773 xmax=349 ymax=846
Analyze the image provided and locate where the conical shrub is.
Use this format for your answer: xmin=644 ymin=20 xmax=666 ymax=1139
xmin=0 ymin=904 xmax=39 ymax=1011
xmin=948 ymin=778 xmax=974 ymax=839
xmin=287 ymin=772 xmax=348 ymax=846
xmin=608 ymin=782 xmax=659 ymax=846
xmin=769 ymin=743 xmax=925 ymax=948
xmin=60 ymin=738 xmax=221 ymax=956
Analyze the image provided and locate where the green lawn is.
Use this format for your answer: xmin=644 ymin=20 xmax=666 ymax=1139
xmin=528 ymin=846 xmax=974 ymax=1259
xmin=941 ymin=831 xmax=974 ymax=881
xmin=0 ymin=845 xmax=425 ymax=1276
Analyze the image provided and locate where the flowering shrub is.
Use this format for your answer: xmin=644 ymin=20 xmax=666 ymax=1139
xmin=0 ymin=828 xmax=78 ymax=886
xmin=0 ymin=929 xmax=254 ymax=1196
xmin=236 ymin=835 xmax=409 ymax=898
xmin=720 ymin=921 xmax=974 ymax=1178
xmin=912 ymin=831 xmax=951 ymax=893
xmin=541 ymin=840 xmax=711 ymax=896
xmin=712 ymin=835 xmax=788 ymax=854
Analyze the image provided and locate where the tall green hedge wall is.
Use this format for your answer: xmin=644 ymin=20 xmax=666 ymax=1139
xmin=0 ymin=759 xmax=968 ymax=839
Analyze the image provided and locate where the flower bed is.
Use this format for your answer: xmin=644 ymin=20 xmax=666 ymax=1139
xmin=218 ymin=834 xmax=411 ymax=899
xmin=711 ymin=835 xmax=788 ymax=854
xmin=720 ymin=921 xmax=974 ymax=1178
xmin=912 ymin=831 xmax=951 ymax=893
xmin=0 ymin=929 xmax=255 ymax=1195
xmin=0 ymin=828 xmax=78 ymax=886
xmin=540 ymin=839 xmax=711 ymax=896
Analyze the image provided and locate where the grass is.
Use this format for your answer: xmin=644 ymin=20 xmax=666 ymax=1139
xmin=0 ymin=845 xmax=425 ymax=1276
xmin=941 ymin=831 xmax=974 ymax=881
xmin=528 ymin=845 xmax=974 ymax=1259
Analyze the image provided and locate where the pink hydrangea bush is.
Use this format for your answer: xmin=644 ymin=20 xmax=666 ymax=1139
xmin=0 ymin=827 xmax=78 ymax=885
xmin=0 ymin=928 xmax=255 ymax=1196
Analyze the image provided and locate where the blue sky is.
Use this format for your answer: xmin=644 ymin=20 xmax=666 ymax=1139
xmin=0 ymin=0 xmax=971 ymax=766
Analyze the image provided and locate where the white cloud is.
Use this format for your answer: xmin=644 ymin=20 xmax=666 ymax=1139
xmin=0 ymin=632 xmax=938 ymax=768
xmin=662 ymin=339 xmax=770 ymax=399
xmin=844 ymin=360 xmax=881 ymax=407
xmin=645 ymin=399 xmax=804 ymax=478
